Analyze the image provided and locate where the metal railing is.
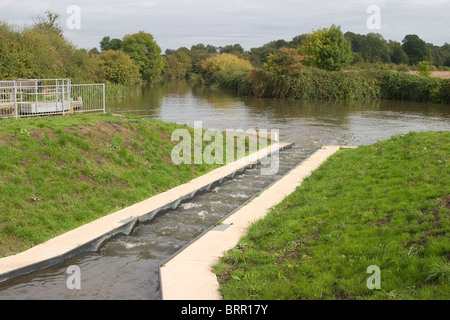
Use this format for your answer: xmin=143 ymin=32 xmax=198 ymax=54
xmin=0 ymin=79 xmax=105 ymax=119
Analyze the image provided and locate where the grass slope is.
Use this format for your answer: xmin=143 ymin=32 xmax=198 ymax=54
xmin=214 ymin=131 xmax=450 ymax=300
xmin=0 ymin=114 xmax=243 ymax=257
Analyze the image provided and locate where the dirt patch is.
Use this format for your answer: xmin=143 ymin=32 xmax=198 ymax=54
xmin=431 ymin=195 xmax=450 ymax=227
xmin=0 ymin=135 xmax=13 ymax=146
xmin=375 ymin=213 xmax=393 ymax=227
xmin=431 ymin=195 xmax=450 ymax=214
xmin=30 ymin=129 xmax=57 ymax=141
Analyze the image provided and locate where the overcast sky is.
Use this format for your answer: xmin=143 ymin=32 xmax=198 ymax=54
xmin=1 ymin=0 xmax=449 ymax=51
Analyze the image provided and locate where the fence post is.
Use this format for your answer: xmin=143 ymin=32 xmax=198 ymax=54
xmin=56 ymin=80 xmax=59 ymax=114
xmin=14 ymin=82 xmax=18 ymax=119
xmin=102 ymin=84 xmax=106 ymax=113
xmin=62 ymin=84 xmax=65 ymax=116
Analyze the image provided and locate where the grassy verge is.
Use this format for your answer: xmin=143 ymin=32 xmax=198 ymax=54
xmin=0 ymin=114 xmax=260 ymax=257
xmin=214 ymin=131 xmax=450 ymax=300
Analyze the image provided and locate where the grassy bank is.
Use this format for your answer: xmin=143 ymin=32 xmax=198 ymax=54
xmin=214 ymin=131 xmax=450 ymax=300
xmin=0 ymin=114 xmax=256 ymax=258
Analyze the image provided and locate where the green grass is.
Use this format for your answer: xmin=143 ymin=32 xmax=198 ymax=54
xmin=0 ymin=113 xmax=261 ymax=257
xmin=213 ymin=131 xmax=450 ymax=300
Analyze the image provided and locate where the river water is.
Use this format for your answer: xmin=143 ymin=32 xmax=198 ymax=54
xmin=0 ymin=81 xmax=448 ymax=300
xmin=108 ymin=81 xmax=450 ymax=147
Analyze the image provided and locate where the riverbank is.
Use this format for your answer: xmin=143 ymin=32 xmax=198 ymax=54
xmin=0 ymin=114 xmax=259 ymax=258
xmin=210 ymin=67 xmax=450 ymax=104
xmin=213 ymin=131 xmax=450 ymax=300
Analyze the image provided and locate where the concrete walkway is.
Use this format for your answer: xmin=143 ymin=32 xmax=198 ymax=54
xmin=0 ymin=142 xmax=290 ymax=283
xmin=160 ymin=145 xmax=355 ymax=300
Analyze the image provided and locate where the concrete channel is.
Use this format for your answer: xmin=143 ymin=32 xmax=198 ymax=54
xmin=0 ymin=142 xmax=293 ymax=284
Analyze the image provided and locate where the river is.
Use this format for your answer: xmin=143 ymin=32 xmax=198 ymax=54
xmin=108 ymin=80 xmax=450 ymax=147
xmin=0 ymin=80 xmax=448 ymax=300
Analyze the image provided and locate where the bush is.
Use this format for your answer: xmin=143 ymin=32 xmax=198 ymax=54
xmin=416 ymin=61 xmax=431 ymax=77
xmin=250 ymin=67 xmax=381 ymax=101
xmin=378 ymin=71 xmax=442 ymax=102
xmin=201 ymin=53 xmax=254 ymax=83
xmin=212 ymin=69 xmax=254 ymax=95
xmin=100 ymin=50 xmax=142 ymax=86
xmin=437 ymin=79 xmax=450 ymax=104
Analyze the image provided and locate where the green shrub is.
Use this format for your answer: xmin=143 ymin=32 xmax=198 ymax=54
xmin=212 ymin=69 xmax=254 ymax=95
xmin=378 ymin=71 xmax=442 ymax=102
xmin=201 ymin=53 xmax=254 ymax=84
xmin=250 ymin=67 xmax=381 ymax=101
xmin=437 ymin=79 xmax=450 ymax=104
xmin=416 ymin=61 xmax=432 ymax=77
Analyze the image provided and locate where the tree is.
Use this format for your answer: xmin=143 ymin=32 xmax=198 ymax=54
xmin=32 ymin=10 xmax=62 ymax=35
xmin=100 ymin=50 xmax=142 ymax=86
xmin=264 ymin=48 xmax=304 ymax=74
xmin=344 ymin=31 xmax=364 ymax=53
xmin=100 ymin=36 xmax=123 ymax=51
xmin=358 ymin=33 xmax=390 ymax=63
xmin=264 ymin=39 xmax=289 ymax=49
xmin=302 ymin=25 xmax=353 ymax=71
xmin=219 ymin=44 xmax=244 ymax=54
xmin=249 ymin=46 xmax=277 ymax=67
xmin=0 ymin=23 xmax=34 ymax=79
xmin=291 ymin=34 xmax=308 ymax=48
xmin=389 ymin=41 xmax=409 ymax=65
xmin=191 ymin=43 xmax=206 ymax=51
xmin=190 ymin=49 xmax=212 ymax=74
xmin=442 ymin=43 xmax=450 ymax=67
xmin=121 ymin=31 xmax=165 ymax=82
xmin=402 ymin=34 xmax=430 ymax=65
xmin=205 ymin=45 xmax=218 ymax=54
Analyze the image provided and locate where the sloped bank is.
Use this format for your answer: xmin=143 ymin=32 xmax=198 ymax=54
xmin=214 ymin=131 xmax=450 ymax=300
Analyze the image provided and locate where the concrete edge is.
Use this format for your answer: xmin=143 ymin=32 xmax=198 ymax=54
xmin=0 ymin=142 xmax=293 ymax=284
xmin=159 ymin=145 xmax=357 ymax=300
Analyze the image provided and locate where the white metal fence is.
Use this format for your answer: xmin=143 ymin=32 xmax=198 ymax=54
xmin=0 ymin=79 xmax=105 ymax=119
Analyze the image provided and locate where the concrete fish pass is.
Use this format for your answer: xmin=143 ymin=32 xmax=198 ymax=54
xmin=0 ymin=79 xmax=105 ymax=119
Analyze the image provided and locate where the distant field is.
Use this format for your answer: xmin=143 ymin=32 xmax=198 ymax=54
xmin=405 ymin=71 xmax=450 ymax=79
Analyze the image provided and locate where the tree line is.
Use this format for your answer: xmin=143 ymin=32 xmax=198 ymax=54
xmin=0 ymin=11 xmax=164 ymax=87
xmin=164 ymin=25 xmax=450 ymax=80
xmin=1 ymin=11 xmax=449 ymax=90
xmin=181 ymin=25 xmax=449 ymax=104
